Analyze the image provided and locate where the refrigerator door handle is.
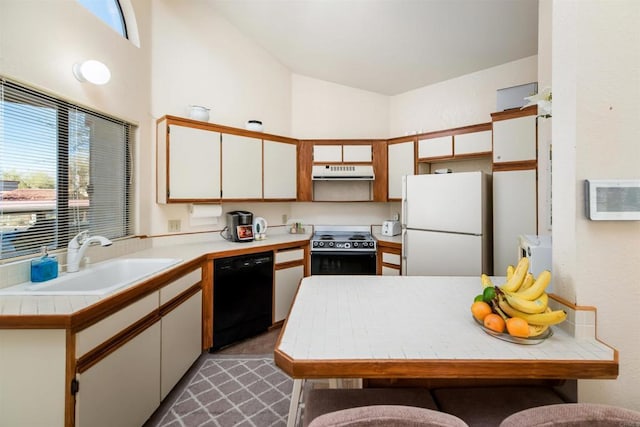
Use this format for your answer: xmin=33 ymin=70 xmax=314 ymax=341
xmin=401 ymin=229 xmax=407 ymax=275
xmin=401 ymin=175 xmax=408 ymax=227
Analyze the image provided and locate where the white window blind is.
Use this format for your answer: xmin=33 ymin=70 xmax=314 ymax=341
xmin=0 ymin=79 xmax=134 ymax=260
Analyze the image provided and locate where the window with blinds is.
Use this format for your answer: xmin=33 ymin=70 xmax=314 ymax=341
xmin=0 ymin=79 xmax=134 ymax=261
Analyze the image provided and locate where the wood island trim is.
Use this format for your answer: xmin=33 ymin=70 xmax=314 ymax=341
xmin=273 ymin=351 xmax=619 ymax=380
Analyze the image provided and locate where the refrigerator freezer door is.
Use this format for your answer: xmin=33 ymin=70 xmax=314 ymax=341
xmin=403 ymin=229 xmax=484 ymax=276
xmin=404 ymin=172 xmax=485 ymax=235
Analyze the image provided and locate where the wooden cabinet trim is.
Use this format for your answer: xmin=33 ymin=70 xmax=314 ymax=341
xmin=275 ymin=259 xmax=305 ymax=271
xmin=490 ymin=105 xmax=538 ymax=122
xmin=492 ymin=160 xmax=537 ymax=172
xmin=76 ymin=311 xmax=161 ymax=374
xmin=159 ymin=283 xmax=202 ymax=317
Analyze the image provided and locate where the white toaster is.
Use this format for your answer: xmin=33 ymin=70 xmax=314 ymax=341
xmin=381 ymin=220 xmax=401 ymax=236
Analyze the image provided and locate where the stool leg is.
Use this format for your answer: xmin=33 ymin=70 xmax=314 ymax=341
xmin=287 ymin=379 xmax=304 ymax=427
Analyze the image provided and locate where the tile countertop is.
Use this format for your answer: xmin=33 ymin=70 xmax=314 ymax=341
xmin=0 ymin=230 xmax=312 ymax=319
xmin=276 ymin=276 xmax=618 ymax=379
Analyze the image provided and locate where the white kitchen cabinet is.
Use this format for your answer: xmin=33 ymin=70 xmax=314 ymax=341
xmin=313 ymin=144 xmax=372 ymax=163
xmin=264 ymin=140 xmax=297 ymax=199
xmin=454 ymin=130 xmax=492 ymax=156
xmin=313 ymin=145 xmax=343 ymax=162
xmin=343 ymin=145 xmax=372 ymax=162
xmin=492 ymin=114 xmax=537 ymax=163
xmin=418 ymin=135 xmax=453 ymax=159
xmin=387 ymin=140 xmax=414 ymax=199
xmin=157 ymin=120 xmax=221 ymax=203
xmin=493 ymin=169 xmax=537 ymax=274
xmin=274 ymin=248 xmax=305 ymax=323
xmin=222 ymin=133 xmax=262 ymax=199
xmin=161 ymin=290 xmax=203 ymax=399
xmin=75 ymin=322 xmax=161 ymax=427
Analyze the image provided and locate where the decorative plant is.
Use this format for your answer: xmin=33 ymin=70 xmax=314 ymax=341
xmin=523 ymin=87 xmax=552 ymax=118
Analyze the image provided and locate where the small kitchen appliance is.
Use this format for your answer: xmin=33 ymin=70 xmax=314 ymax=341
xmin=381 ymin=220 xmax=401 ymax=236
xmin=225 ymin=210 xmax=254 ymax=242
xmin=253 ymin=216 xmax=268 ymax=240
xmin=519 ymin=234 xmax=552 ymax=292
xmin=310 ymin=225 xmax=377 ymax=275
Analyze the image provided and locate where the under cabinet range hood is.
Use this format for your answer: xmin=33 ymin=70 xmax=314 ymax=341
xmin=312 ymin=165 xmax=375 ymax=181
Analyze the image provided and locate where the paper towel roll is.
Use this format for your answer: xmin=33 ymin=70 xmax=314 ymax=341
xmin=189 ymin=204 xmax=222 ymax=226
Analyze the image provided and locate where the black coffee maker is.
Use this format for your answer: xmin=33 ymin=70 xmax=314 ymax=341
xmin=225 ymin=210 xmax=254 ymax=242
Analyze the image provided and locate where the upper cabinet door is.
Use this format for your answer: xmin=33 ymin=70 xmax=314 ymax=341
xmin=163 ymin=123 xmax=221 ymax=202
xmin=313 ymin=145 xmax=342 ymax=162
xmin=264 ymin=140 xmax=297 ymax=199
xmin=454 ymin=130 xmax=492 ymax=156
xmin=343 ymin=145 xmax=372 ymax=162
xmin=387 ymin=140 xmax=414 ymax=200
xmin=418 ymin=135 xmax=453 ymax=159
xmin=493 ymin=115 xmax=537 ymax=163
xmin=221 ymin=134 xmax=262 ymax=199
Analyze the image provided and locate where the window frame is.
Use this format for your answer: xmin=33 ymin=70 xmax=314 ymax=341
xmin=0 ymin=78 xmax=134 ymax=261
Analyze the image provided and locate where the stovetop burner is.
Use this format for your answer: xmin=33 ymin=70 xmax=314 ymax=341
xmin=311 ymin=226 xmax=376 ymax=252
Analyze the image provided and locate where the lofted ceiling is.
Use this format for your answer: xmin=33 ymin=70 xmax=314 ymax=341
xmin=209 ymin=0 xmax=539 ymax=96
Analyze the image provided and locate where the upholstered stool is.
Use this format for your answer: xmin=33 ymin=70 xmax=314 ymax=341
xmin=499 ymin=403 xmax=640 ymax=427
xmin=303 ymin=388 xmax=439 ymax=427
xmin=432 ymin=386 xmax=566 ymax=427
xmin=308 ymin=405 xmax=469 ymax=427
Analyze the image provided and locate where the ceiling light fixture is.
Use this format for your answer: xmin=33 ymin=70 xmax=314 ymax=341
xmin=72 ymin=59 xmax=111 ymax=85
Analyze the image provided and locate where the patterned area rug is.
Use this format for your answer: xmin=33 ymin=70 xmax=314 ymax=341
xmin=149 ymin=355 xmax=293 ymax=427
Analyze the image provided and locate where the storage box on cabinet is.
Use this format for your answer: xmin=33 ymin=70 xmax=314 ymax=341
xmin=274 ymin=247 xmax=306 ymax=323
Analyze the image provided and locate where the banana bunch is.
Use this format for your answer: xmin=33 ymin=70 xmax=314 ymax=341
xmin=478 ymin=258 xmax=566 ymax=338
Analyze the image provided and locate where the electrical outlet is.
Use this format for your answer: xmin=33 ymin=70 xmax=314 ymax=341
xmin=282 ymin=214 xmax=288 ymax=224
xmin=392 ymin=212 xmax=400 ymax=221
xmin=168 ymin=219 xmax=181 ymax=232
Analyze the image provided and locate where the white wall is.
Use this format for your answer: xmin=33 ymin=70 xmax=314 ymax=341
xmin=148 ymin=0 xmax=294 ymax=235
xmin=291 ymin=74 xmax=390 ymax=138
xmin=553 ymin=0 xmax=640 ymax=410
xmin=390 ymin=56 xmax=538 ymax=136
xmin=0 ymin=0 xmax=152 ymax=237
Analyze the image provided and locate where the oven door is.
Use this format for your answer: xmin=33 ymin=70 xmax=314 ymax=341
xmin=311 ymin=251 xmax=377 ymax=275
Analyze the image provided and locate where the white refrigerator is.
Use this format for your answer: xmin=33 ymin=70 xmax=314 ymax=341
xmin=401 ymin=171 xmax=492 ymax=276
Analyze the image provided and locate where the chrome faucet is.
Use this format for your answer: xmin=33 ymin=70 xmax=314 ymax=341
xmin=67 ymin=230 xmax=113 ymax=273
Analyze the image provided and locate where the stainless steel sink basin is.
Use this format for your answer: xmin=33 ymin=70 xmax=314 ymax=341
xmin=0 ymin=258 xmax=182 ymax=296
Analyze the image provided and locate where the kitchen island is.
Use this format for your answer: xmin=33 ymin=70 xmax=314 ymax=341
xmin=275 ymin=275 xmax=618 ymax=426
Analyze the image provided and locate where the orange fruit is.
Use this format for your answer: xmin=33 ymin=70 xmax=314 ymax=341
xmin=483 ymin=313 xmax=506 ymax=333
xmin=506 ymin=317 xmax=529 ymax=338
xmin=471 ymin=301 xmax=492 ymax=322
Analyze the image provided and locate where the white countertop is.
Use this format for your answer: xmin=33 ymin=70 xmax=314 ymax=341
xmin=0 ymin=231 xmax=311 ymax=318
xmin=278 ymin=275 xmax=615 ymax=363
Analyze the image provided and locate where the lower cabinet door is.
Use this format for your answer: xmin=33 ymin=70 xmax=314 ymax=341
xmin=274 ymin=265 xmax=304 ymax=322
xmin=75 ymin=322 xmax=161 ymax=427
xmin=161 ymin=291 xmax=203 ymax=399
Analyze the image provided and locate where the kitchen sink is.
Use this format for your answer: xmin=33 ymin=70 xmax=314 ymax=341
xmin=0 ymin=258 xmax=182 ymax=296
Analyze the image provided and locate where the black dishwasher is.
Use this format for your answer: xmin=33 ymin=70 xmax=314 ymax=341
xmin=211 ymin=251 xmax=273 ymax=351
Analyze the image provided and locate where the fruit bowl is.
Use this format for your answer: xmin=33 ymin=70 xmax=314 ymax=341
xmin=473 ymin=317 xmax=553 ymax=345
